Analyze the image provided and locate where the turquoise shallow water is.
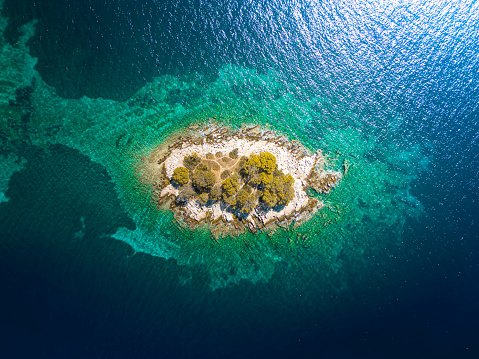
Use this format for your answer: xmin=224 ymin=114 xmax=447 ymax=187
xmin=0 ymin=0 xmax=478 ymax=358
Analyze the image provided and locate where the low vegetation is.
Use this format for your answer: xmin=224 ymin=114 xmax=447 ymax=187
xmin=183 ymin=153 xmax=201 ymax=170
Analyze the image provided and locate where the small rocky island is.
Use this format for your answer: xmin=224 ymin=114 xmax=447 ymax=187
xmin=143 ymin=124 xmax=342 ymax=237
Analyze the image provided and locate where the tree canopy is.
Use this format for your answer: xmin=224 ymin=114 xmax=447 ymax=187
xmin=192 ymin=167 xmax=215 ymax=192
xmin=170 ymin=149 xmax=295 ymax=218
xmin=172 ymin=167 xmax=189 ymax=185
xmin=222 ymin=175 xmax=240 ymax=197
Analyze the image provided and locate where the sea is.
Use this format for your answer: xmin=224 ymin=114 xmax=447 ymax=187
xmin=0 ymin=0 xmax=478 ymax=358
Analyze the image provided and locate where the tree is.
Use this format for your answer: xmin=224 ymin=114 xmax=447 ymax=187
xmin=210 ymin=185 xmax=222 ymax=201
xmin=259 ymin=172 xmax=273 ymax=186
xmin=238 ymin=156 xmax=249 ymax=176
xmin=171 ymin=167 xmax=189 ymax=186
xmin=222 ymin=175 xmax=240 ymax=197
xmin=242 ymin=184 xmax=253 ymax=193
xmin=192 ymin=168 xmax=216 ymax=192
xmin=245 ymin=154 xmax=261 ymax=173
xmin=242 ymin=154 xmax=260 ymax=185
xmin=235 ymin=188 xmax=250 ymax=208
xmin=267 ymin=170 xmax=295 ymax=206
xmin=271 ymin=175 xmax=284 ymax=194
xmin=278 ymin=185 xmax=294 ymax=206
xmin=259 ymin=152 xmax=277 ymax=174
xmin=261 ymin=189 xmax=278 ymax=207
xmin=241 ymin=195 xmax=257 ymax=214
xmin=223 ymin=193 xmax=237 ymax=206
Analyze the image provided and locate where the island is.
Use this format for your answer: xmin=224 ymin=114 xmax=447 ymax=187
xmin=142 ymin=124 xmax=342 ymax=238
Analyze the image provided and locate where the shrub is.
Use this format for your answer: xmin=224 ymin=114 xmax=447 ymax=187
xmin=192 ymin=168 xmax=216 ymax=192
xmin=196 ymin=163 xmax=208 ymax=171
xmin=183 ymin=153 xmax=201 ymax=170
xmin=220 ymin=170 xmax=231 ymax=180
xmin=229 ymin=148 xmax=239 ymax=159
xmin=203 ymin=159 xmax=220 ymax=171
xmin=220 ymin=157 xmax=232 ymax=164
xmin=171 ymin=167 xmax=189 ymax=186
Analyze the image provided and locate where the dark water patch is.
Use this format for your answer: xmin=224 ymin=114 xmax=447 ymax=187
xmin=0 ymin=143 xmax=477 ymax=358
xmin=0 ymin=144 xmax=137 ymax=356
xmin=268 ymin=280 xmax=479 ymax=359
xmin=3 ymin=0 xmax=260 ymax=100
xmin=0 ymin=143 xmax=326 ymax=358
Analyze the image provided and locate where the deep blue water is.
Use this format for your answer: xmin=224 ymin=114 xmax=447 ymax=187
xmin=1 ymin=0 xmax=478 ymax=358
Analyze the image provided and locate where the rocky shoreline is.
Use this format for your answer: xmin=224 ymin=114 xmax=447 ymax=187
xmin=141 ymin=124 xmax=342 ymax=238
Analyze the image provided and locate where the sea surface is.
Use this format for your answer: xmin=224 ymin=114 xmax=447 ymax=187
xmin=0 ymin=0 xmax=478 ymax=358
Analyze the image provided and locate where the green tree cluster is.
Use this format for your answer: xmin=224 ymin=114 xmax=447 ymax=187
xmin=192 ymin=167 xmax=216 ymax=193
xmin=171 ymin=167 xmax=189 ymax=186
xmin=260 ymin=170 xmax=294 ymax=207
xmin=172 ymin=149 xmax=294 ymax=218
xmin=240 ymin=152 xmax=278 ymax=187
xmin=222 ymin=175 xmax=240 ymax=197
